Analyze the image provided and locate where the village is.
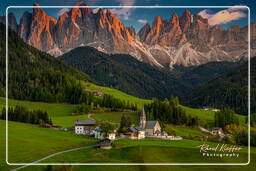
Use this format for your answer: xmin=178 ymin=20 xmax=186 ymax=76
xmin=73 ymin=107 xmax=227 ymax=149
xmin=74 ymin=108 xmax=183 ymax=149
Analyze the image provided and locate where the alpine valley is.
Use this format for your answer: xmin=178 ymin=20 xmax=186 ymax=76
xmin=1 ymin=2 xmax=256 ymax=170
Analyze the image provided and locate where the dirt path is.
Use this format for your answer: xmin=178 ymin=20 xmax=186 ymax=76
xmin=11 ymin=144 xmax=97 ymax=171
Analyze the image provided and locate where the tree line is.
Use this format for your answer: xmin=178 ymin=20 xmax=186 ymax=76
xmin=214 ymin=108 xmax=240 ymax=128
xmin=144 ymin=97 xmax=199 ymax=127
xmin=0 ymin=105 xmax=52 ymax=125
xmin=76 ymin=93 xmax=138 ymax=113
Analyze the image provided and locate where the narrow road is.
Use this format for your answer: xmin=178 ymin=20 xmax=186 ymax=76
xmin=11 ymin=144 xmax=97 ymax=171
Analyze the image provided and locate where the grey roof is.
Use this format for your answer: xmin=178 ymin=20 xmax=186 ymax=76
xmin=145 ymin=120 xmax=158 ymax=129
xmin=75 ymin=119 xmax=96 ymax=126
xmin=135 ymin=127 xmax=144 ymax=131
xmin=129 ymin=128 xmax=137 ymax=133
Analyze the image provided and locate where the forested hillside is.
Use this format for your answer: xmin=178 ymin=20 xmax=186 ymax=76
xmin=0 ymin=23 xmax=90 ymax=103
xmin=60 ymin=46 xmax=242 ymax=99
xmin=184 ymin=57 xmax=255 ymax=115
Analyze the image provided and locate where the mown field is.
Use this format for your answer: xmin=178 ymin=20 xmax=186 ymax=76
xmin=23 ymin=139 xmax=255 ymax=171
xmin=164 ymin=125 xmax=206 ymax=138
xmin=0 ymin=120 xmax=96 ymax=165
xmin=83 ymin=82 xmax=151 ymax=109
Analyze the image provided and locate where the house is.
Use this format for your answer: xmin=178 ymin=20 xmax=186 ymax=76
xmin=108 ymin=132 xmax=116 ymax=140
xmin=125 ymin=127 xmax=145 ymax=139
xmin=94 ymin=127 xmax=116 ymax=140
xmin=86 ymin=89 xmax=103 ymax=96
xmin=99 ymin=138 xmax=112 ymax=149
xmin=211 ymin=127 xmax=223 ymax=135
xmin=145 ymin=121 xmax=161 ymax=136
xmin=139 ymin=107 xmax=161 ymax=136
xmin=74 ymin=119 xmax=96 ymax=135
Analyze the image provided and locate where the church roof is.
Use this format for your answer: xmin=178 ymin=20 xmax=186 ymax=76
xmin=145 ymin=120 xmax=158 ymax=129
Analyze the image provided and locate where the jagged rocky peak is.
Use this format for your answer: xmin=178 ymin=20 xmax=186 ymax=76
xmin=8 ymin=13 xmax=18 ymax=32
xmin=138 ymin=23 xmax=151 ymax=42
xmin=2 ymin=5 xmax=254 ymax=69
xmin=179 ymin=10 xmax=191 ymax=32
xmin=192 ymin=14 xmax=209 ymax=30
xmin=127 ymin=26 xmax=136 ymax=39
xmin=171 ymin=13 xmax=179 ymax=25
xmin=152 ymin=16 xmax=163 ymax=33
xmin=0 ymin=12 xmax=18 ymax=32
xmin=19 ymin=11 xmax=33 ymax=41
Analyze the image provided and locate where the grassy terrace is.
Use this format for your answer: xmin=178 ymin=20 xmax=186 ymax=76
xmin=83 ymin=82 xmax=151 ymax=110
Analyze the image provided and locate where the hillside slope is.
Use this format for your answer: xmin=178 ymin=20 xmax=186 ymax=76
xmin=60 ymin=46 xmax=242 ymax=99
xmin=0 ymin=23 xmax=91 ymax=103
xmin=184 ymin=57 xmax=256 ymax=115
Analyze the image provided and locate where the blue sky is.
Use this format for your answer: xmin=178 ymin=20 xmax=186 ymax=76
xmin=1 ymin=0 xmax=255 ymax=31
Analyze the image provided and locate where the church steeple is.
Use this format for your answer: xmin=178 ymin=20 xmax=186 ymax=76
xmin=140 ymin=107 xmax=146 ymax=128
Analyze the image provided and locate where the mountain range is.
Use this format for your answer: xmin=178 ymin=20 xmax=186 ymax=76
xmin=1 ymin=2 xmax=255 ymax=69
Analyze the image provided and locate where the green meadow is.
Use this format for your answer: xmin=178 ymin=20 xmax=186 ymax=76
xmin=164 ymin=125 xmax=206 ymax=138
xmin=83 ymin=82 xmax=151 ymax=109
xmin=0 ymin=97 xmax=77 ymax=117
xmin=0 ymin=96 xmax=246 ymax=129
xmin=0 ymin=120 xmax=96 ymax=164
xmin=38 ymin=139 xmax=252 ymax=164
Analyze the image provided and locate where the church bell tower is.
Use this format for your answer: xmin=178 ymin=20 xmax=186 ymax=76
xmin=140 ymin=107 xmax=146 ymax=129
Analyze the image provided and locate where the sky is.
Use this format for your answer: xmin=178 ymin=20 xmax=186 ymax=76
xmin=1 ymin=0 xmax=255 ymax=31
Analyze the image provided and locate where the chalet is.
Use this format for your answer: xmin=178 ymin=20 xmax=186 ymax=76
xmin=125 ymin=127 xmax=145 ymax=139
xmin=99 ymin=138 xmax=112 ymax=149
xmin=211 ymin=127 xmax=223 ymax=135
xmin=74 ymin=119 xmax=96 ymax=135
xmin=203 ymin=107 xmax=220 ymax=112
xmin=86 ymin=89 xmax=103 ymax=96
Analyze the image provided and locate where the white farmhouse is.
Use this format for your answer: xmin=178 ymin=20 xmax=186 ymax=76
xmin=75 ymin=119 xmax=96 ymax=135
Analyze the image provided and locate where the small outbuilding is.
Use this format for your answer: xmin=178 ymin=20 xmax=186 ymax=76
xmin=211 ymin=127 xmax=223 ymax=135
xmin=99 ymin=138 xmax=112 ymax=149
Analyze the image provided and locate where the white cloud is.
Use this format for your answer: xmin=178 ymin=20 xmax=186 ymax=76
xmin=86 ymin=0 xmax=136 ymax=20
xmin=198 ymin=7 xmax=247 ymax=25
xmin=57 ymin=8 xmax=70 ymax=17
xmin=110 ymin=0 xmax=135 ymax=20
xmin=138 ymin=19 xmax=147 ymax=24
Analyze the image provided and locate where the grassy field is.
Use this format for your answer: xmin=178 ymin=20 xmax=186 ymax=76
xmin=37 ymin=139 xmax=252 ymax=164
xmin=181 ymin=105 xmax=246 ymax=126
xmin=0 ymin=120 xmax=96 ymax=165
xmin=83 ymin=82 xmax=151 ymax=110
xmin=0 ymin=97 xmax=77 ymax=117
xmin=164 ymin=125 xmax=206 ymax=138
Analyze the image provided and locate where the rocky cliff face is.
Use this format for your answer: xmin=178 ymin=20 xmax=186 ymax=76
xmin=1 ymin=2 xmax=255 ymax=69
xmin=1 ymin=13 xmax=18 ymax=32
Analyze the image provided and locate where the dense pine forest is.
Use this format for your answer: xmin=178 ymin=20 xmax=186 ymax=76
xmin=60 ymin=46 xmax=242 ymax=99
xmin=1 ymin=105 xmax=52 ymax=125
xmin=144 ymin=97 xmax=199 ymax=127
xmin=0 ymin=24 xmax=91 ymax=103
xmin=184 ymin=57 xmax=256 ymax=115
